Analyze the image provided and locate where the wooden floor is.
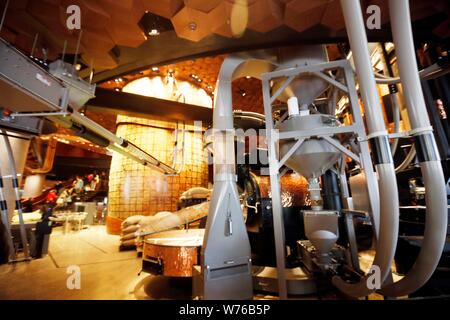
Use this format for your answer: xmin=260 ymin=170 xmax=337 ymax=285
xmin=0 ymin=225 xmax=177 ymax=300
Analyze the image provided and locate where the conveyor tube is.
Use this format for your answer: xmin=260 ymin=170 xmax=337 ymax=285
xmin=332 ymin=0 xmax=400 ymax=297
xmin=379 ymin=0 xmax=448 ymax=297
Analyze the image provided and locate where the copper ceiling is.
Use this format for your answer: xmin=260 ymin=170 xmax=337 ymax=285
xmin=0 ymin=0 xmax=448 ymax=74
xmin=0 ymin=0 xmax=448 ymax=130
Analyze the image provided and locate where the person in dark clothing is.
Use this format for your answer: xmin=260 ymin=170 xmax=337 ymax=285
xmin=33 ymin=206 xmax=53 ymax=259
xmin=54 ymin=181 xmax=63 ymax=195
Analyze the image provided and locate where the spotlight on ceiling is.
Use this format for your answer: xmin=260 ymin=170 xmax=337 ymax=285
xmin=188 ymin=22 xmax=197 ymax=31
xmin=148 ymin=29 xmax=160 ymax=36
xmin=139 ymin=12 xmax=174 ymax=39
xmin=114 ymin=87 xmax=121 ymax=92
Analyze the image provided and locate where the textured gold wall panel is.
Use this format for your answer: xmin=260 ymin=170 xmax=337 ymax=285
xmin=107 ymin=115 xmax=208 ymax=233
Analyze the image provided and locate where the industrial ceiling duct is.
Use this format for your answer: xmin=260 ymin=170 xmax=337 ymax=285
xmin=331 ymin=0 xmax=400 ymax=298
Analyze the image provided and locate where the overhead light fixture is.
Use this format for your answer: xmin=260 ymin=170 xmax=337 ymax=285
xmin=385 ymin=42 xmax=394 ymax=52
xmin=245 ymin=76 xmax=251 ymax=79
xmin=114 ymin=87 xmax=121 ymax=92
xmin=152 ymin=66 xmax=159 ymax=72
xmin=148 ymin=29 xmax=160 ymax=36
xmin=139 ymin=12 xmax=174 ymax=38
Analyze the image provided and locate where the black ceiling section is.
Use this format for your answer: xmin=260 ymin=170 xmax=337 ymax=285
xmin=138 ymin=12 xmax=175 ymax=36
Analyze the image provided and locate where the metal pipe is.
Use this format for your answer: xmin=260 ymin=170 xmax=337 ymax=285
xmin=30 ymin=34 xmax=39 ymax=58
xmin=69 ymin=111 xmax=176 ymax=174
xmin=0 ymin=159 xmax=16 ymax=261
xmin=202 ymin=54 xmax=276 ymax=299
xmin=1 ymin=129 xmax=29 ymax=258
xmin=395 ymin=145 xmax=416 ymax=173
xmin=73 ymin=30 xmax=82 ymax=71
xmin=381 ymin=43 xmax=401 ymax=155
xmin=389 ymin=94 xmax=401 ymax=154
xmin=333 ymin=0 xmax=399 ymax=297
xmin=0 ymin=0 xmax=9 ymax=33
xmin=374 ymin=63 xmax=445 ymax=84
xmin=27 ymin=137 xmax=57 ymax=174
xmin=379 ymin=0 xmax=448 ymax=297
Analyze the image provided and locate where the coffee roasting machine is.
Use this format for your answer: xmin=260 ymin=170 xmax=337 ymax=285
xmin=195 ymin=0 xmax=449 ymax=300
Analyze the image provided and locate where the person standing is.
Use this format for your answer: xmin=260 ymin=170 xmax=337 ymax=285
xmin=45 ymin=189 xmax=58 ymax=206
xmin=74 ymin=176 xmax=84 ymax=194
xmin=33 ymin=207 xmax=53 ymax=259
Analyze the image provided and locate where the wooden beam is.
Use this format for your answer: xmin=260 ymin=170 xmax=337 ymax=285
xmin=87 ymin=87 xmax=212 ymax=124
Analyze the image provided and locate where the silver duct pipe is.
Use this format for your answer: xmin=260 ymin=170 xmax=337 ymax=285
xmin=49 ymin=112 xmax=176 ymax=175
xmin=380 ymin=43 xmax=401 ymax=155
xmin=201 ymin=53 xmax=277 ymax=299
xmin=332 ymin=0 xmax=400 ymax=297
xmin=0 ymin=155 xmax=16 ymax=261
xmin=395 ymin=146 xmax=416 ymax=173
xmin=374 ymin=63 xmax=447 ymax=84
xmin=70 ymin=111 xmax=176 ymax=174
xmin=379 ymin=0 xmax=448 ymax=297
xmin=389 ymin=93 xmax=401 ymax=154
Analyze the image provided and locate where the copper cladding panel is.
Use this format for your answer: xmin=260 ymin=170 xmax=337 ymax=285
xmin=143 ymin=229 xmax=204 ymax=277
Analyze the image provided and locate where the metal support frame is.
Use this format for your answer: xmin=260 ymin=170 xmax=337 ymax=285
xmin=0 ymin=38 xmax=70 ymax=114
xmin=312 ymin=71 xmax=349 ymax=93
xmin=0 ymin=160 xmax=16 ymax=261
xmin=11 ymin=111 xmax=69 ymax=118
xmin=1 ymin=129 xmax=29 ymax=259
xmin=261 ymin=59 xmax=381 ymax=298
xmin=341 ymin=209 xmax=368 ymax=273
xmin=320 ymin=135 xmax=360 ymax=163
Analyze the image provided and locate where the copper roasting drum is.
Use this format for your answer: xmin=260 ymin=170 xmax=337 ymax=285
xmin=143 ymin=229 xmax=204 ymax=277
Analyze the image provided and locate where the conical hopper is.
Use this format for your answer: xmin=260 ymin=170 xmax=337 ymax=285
xmin=308 ymin=230 xmax=338 ymax=255
xmin=304 ymin=210 xmax=339 ymax=255
xmin=272 ymin=45 xmax=329 ymax=106
xmin=276 ymin=115 xmax=341 ymax=178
